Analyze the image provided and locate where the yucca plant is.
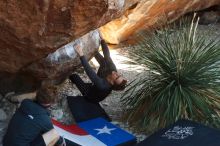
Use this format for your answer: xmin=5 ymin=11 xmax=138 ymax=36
xmin=122 ymin=17 xmax=220 ymax=133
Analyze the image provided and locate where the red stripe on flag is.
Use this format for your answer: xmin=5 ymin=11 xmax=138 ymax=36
xmin=52 ymin=119 xmax=88 ymax=136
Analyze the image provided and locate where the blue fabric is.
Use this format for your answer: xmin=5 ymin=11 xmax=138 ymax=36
xmin=137 ymin=120 xmax=220 ymax=146
xmin=78 ymin=118 xmax=136 ymax=146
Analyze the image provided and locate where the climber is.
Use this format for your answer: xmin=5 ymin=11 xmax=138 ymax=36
xmin=69 ymin=33 xmax=127 ymax=103
xmin=67 ymin=33 xmax=127 ymax=122
xmin=3 ymin=83 xmax=66 ymax=146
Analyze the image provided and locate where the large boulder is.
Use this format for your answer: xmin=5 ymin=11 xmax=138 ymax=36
xmin=100 ymin=0 xmax=220 ymax=44
xmin=0 ymin=30 xmax=100 ymax=94
xmin=0 ymin=0 xmax=139 ymax=94
xmin=24 ymin=30 xmax=101 ymax=84
xmin=0 ymin=0 xmax=131 ymax=74
xmin=0 ymin=0 xmax=219 ymax=94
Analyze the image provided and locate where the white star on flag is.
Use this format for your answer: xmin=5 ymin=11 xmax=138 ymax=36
xmin=94 ymin=125 xmax=116 ymax=135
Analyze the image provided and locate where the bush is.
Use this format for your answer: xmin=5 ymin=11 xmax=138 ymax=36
xmin=122 ymin=18 xmax=220 ymax=133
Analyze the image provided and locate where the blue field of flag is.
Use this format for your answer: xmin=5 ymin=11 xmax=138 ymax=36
xmin=78 ymin=118 xmax=136 ymax=146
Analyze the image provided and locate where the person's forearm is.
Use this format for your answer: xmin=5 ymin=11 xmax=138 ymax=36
xmin=80 ymin=56 xmax=99 ymax=81
xmin=101 ymin=40 xmax=110 ymax=58
xmin=80 ymin=56 xmax=104 ymax=87
xmin=42 ymin=129 xmax=60 ymax=146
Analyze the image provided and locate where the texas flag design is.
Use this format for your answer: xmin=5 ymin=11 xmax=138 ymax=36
xmin=52 ymin=118 xmax=136 ymax=146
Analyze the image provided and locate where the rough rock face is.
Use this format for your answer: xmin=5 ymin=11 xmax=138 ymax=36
xmin=100 ymin=0 xmax=220 ymax=44
xmin=0 ymin=30 xmax=100 ymax=94
xmin=0 ymin=0 xmax=220 ymax=94
xmin=0 ymin=0 xmax=128 ymax=74
xmin=0 ymin=0 xmax=139 ymax=94
xmin=25 ymin=30 xmax=101 ymax=84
